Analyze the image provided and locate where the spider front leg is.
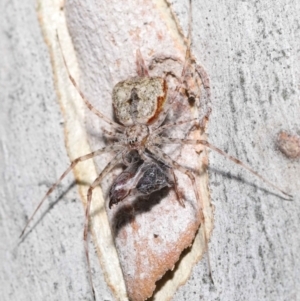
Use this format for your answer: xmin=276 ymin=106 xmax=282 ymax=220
xmin=57 ymin=32 xmax=124 ymax=132
xmin=183 ymin=0 xmax=211 ymax=128
xmin=83 ymin=151 xmax=124 ymax=301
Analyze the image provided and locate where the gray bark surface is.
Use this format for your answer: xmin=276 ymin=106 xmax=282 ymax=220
xmin=1 ymin=0 xmax=299 ymax=301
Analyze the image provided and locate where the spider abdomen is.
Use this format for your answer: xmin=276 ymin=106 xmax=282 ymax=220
xmin=112 ymin=76 xmax=167 ymax=126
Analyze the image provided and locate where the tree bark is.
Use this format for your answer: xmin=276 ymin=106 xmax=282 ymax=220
xmin=1 ymin=0 xmax=299 ymax=301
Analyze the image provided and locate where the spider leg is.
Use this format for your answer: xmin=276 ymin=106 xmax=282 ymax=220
xmin=159 ymin=1 xmax=214 ymax=272
xmin=56 ymin=32 xmax=124 ymax=131
xmin=195 ymin=64 xmax=211 ymax=101
xmin=149 ymin=14 xmax=201 ymax=131
xmin=199 ymin=104 xmax=212 ymax=130
xmin=101 ymin=127 xmax=125 ymax=141
xmin=84 ymin=151 xmax=124 ymax=301
xmin=171 ymin=169 xmax=185 ymax=207
xmin=160 ymin=137 xmax=293 ymax=199
xmin=195 ymin=64 xmax=211 ymax=128
xmin=185 ymin=0 xmax=211 ymax=98
xmin=19 ymin=144 xmax=123 ymax=238
xmin=185 ymin=0 xmax=211 ymax=128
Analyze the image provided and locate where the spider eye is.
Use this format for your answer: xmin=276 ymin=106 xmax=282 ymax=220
xmin=129 ymin=137 xmax=138 ymax=145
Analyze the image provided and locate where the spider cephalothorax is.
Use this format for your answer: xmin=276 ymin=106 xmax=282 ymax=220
xmin=124 ymin=124 xmax=149 ymax=149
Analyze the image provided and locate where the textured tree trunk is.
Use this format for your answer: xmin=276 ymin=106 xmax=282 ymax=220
xmin=1 ymin=0 xmax=299 ymax=301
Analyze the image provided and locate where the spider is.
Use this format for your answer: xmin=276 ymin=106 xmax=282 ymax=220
xmin=20 ymin=1 xmax=291 ymax=300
